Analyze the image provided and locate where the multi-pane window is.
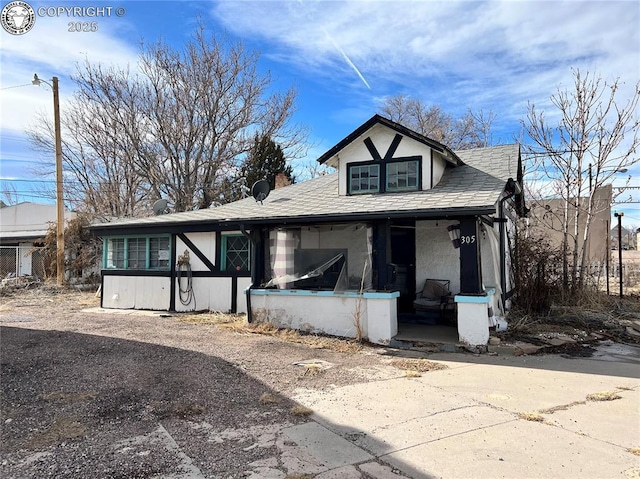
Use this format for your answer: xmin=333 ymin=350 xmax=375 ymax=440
xmin=149 ymin=237 xmax=170 ymax=269
xmin=104 ymin=236 xmax=171 ymax=270
xmin=222 ymin=234 xmax=250 ymax=272
xmin=127 ymin=238 xmax=146 ymax=269
xmin=106 ymin=238 xmax=125 ymax=269
xmin=349 ymin=164 xmax=380 ymax=194
xmin=386 ymin=160 xmax=419 ymax=192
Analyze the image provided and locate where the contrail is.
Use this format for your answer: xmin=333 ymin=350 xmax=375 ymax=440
xmin=296 ymin=0 xmax=370 ymax=89
xmin=322 ymin=27 xmax=371 ymax=89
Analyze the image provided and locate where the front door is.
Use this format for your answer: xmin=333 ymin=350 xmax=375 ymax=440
xmin=390 ymin=222 xmax=416 ymax=313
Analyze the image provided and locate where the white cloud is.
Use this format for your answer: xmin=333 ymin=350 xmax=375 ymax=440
xmin=211 ymin=0 xmax=639 ymax=125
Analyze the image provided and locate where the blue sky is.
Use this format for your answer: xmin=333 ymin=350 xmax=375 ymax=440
xmin=1 ymin=0 xmax=639 ymax=225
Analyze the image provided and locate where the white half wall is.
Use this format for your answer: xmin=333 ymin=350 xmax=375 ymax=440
xmin=250 ymin=290 xmax=399 ymax=345
xmin=102 ymin=276 xmax=171 ymax=310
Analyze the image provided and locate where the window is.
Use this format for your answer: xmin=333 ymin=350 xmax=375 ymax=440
xmin=222 ymin=234 xmax=250 ymax=272
xmin=348 ymin=158 xmax=420 ymax=195
xmin=386 ymin=160 xmax=419 ymax=192
xmin=106 ymin=238 xmax=125 ymax=269
xmin=349 ymin=164 xmax=380 ymax=194
xmin=103 ymin=236 xmax=171 ymax=270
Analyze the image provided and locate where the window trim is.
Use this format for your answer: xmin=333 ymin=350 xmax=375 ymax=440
xmin=103 ymin=234 xmax=171 ymax=270
xmin=221 ymin=233 xmax=251 ymax=272
xmin=347 ymin=156 xmax=422 ymax=195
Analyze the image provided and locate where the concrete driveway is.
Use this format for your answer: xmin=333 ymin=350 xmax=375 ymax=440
xmin=294 ymin=347 xmax=640 ymax=478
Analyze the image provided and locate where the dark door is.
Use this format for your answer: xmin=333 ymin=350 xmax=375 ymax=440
xmin=390 ymin=222 xmax=416 ymax=313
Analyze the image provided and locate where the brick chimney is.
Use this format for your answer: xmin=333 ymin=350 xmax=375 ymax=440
xmin=275 ymin=173 xmax=291 ymax=189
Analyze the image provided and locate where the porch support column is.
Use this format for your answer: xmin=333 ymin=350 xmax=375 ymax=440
xmin=456 ymin=216 xmax=489 ymax=347
xmin=373 ymin=221 xmax=390 ymax=290
xmin=459 ymin=216 xmax=482 ymax=294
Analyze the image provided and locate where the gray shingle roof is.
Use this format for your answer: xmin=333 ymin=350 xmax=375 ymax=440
xmin=92 ymin=144 xmax=520 ymax=231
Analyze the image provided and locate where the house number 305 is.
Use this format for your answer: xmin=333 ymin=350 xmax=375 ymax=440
xmin=460 ymin=235 xmax=476 ymax=244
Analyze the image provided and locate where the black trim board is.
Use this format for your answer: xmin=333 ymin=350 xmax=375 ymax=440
xmin=317 ymin=114 xmax=461 ymax=165
xmin=178 ymin=233 xmax=216 ymax=271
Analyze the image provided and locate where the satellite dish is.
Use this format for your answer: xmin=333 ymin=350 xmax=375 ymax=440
xmin=153 ymin=198 xmax=169 ymax=215
xmin=251 ymin=180 xmax=270 ymax=204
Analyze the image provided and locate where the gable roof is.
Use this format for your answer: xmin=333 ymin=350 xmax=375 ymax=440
xmin=317 ymin=114 xmax=463 ymax=166
xmin=91 ymin=143 xmax=521 ymax=235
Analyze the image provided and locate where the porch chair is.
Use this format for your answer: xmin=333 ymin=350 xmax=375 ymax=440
xmin=413 ymin=279 xmax=454 ymax=319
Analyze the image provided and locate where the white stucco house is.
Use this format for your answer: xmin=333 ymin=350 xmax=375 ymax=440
xmin=0 ymin=202 xmax=75 ymax=279
xmin=90 ymin=115 xmax=525 ymax=346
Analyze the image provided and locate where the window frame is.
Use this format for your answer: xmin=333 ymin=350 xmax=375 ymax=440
xmin=347 ymin=156 xmax=421 ymax=195
xmin=103 ymin=235 xmax=171 ymax=270
xmin=348 ymin=162 xmax=381 ymax=195
xmin=221 ymin=233 xmax=251 ymax=272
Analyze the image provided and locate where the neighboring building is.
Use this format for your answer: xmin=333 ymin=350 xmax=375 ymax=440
xmin=0 ymin=202 xmax=75 ymax=279
xmin=91 ymin=115 xmax=525 ymax=346
xmin=525 ymin=185 xmax=613 ymax=264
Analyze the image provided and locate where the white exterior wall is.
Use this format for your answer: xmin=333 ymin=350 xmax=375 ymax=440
xmin=175 ymin=277 xmax=232 ymax=312
xmin=431 ymin=152 xmax=448 ymax=187
xmin=336 ymin=124 xmax=435 ymax=196
xmin=415 ymin=220 xmax=460 ymax=294
xmin=0 ymin=202 xmax=75 ymax=232
xmin=237 ymin=277 xmax=251 ymax=314
xmin=250 ymin=290 xmax=398 ymax=345
xmin=175 ymin=232 xmax=216 ymax=270
xmin=102 ymin=276 xmax=171 ymax=309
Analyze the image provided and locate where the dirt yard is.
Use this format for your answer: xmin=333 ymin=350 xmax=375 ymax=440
xmin=1 ymin=285 xmax=639 ymax=478
xmin=0 ymin=286 xmax=410 ymax=478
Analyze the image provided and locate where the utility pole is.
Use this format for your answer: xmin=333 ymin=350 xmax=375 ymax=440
xmin=605 ymin=219 xmax=609 ymax=295
xmin=614 ymin=212 xmax=623 ymax=298
xmin=53 ymin=77 xmax=64 ymax=286
xmin=33 ymin=74 xmax=64 ymax=286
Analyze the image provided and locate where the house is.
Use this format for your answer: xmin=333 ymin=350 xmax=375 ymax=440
xmin=525 ymin=185 xmax=613 ymax=266
xmin=0 ymin=202 xmax=75 ymax=279
xmin=90 ymin=115 xmax=525 ymax=346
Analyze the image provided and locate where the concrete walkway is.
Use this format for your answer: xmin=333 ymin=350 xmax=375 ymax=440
xmin=292 ymin=348 xmax=640 ymax=479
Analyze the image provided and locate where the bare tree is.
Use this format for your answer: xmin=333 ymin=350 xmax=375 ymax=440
xmin=379 ymin=95 xmax=495 ymax=149
xmin=28 ymin=27 xmax=308 ymax=216
xmin=523 ymin=69 xmax=639 ymax=289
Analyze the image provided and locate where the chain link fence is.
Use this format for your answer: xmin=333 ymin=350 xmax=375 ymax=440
xmin=0 ymin=246 xmax=46 ymax=280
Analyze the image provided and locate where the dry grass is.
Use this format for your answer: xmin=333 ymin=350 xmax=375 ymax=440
xmin=586 ymin=391 xmax=622 ymax=402
xmin=616 ymin=386 xmax=634 ymax=391
xmin=259 ymin=392 xmax=279 ymax=404
xmin=390 ymin=358 xmax=448 ymax=372
xmin=285 ymin=474 xmax=314 ymax=479
xmin=518 ymin=412 xmax=545 ymax=422
xmin=404 ymin=370 xmax=422 ymax=378
xmin=216 ymin=317 xmax=364 ymax=354
xmin=291 ymin=405 xmax=313 ymax=417
xmin=539 ymin=401 xmax=585 ymax=414
xmin=301 ymin=364 xmax=325 ymax=377
xmin=628 ymin=448 xmax=640 ymax=456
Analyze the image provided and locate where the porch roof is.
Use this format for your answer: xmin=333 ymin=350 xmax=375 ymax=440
xmin=91 ymin=143 xmax=520 ymax=234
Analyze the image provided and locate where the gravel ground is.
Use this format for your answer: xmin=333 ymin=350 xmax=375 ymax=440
xmin=0 ymin=287 xmax=404 ymax=478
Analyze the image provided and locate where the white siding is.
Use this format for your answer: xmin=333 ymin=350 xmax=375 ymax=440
xmin=102 ymin=276 xmax=170 ymax=310
xmin=174 ymin=277 xmax=233 ymax=312
xmin=175 ymin=232 xmax=216 ymax=271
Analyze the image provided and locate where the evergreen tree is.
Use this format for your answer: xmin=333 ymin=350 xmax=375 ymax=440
xmin=239 ymin=134 xmax=294 ymax=197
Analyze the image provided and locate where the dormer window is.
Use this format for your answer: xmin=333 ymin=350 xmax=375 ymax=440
xmin=348 ymin=158 xmax=421 ymax=195
xmin=386 ymin=160 xmax=419 ymax=192
xmin=349 ymin=164 xmax=380 ymax=194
